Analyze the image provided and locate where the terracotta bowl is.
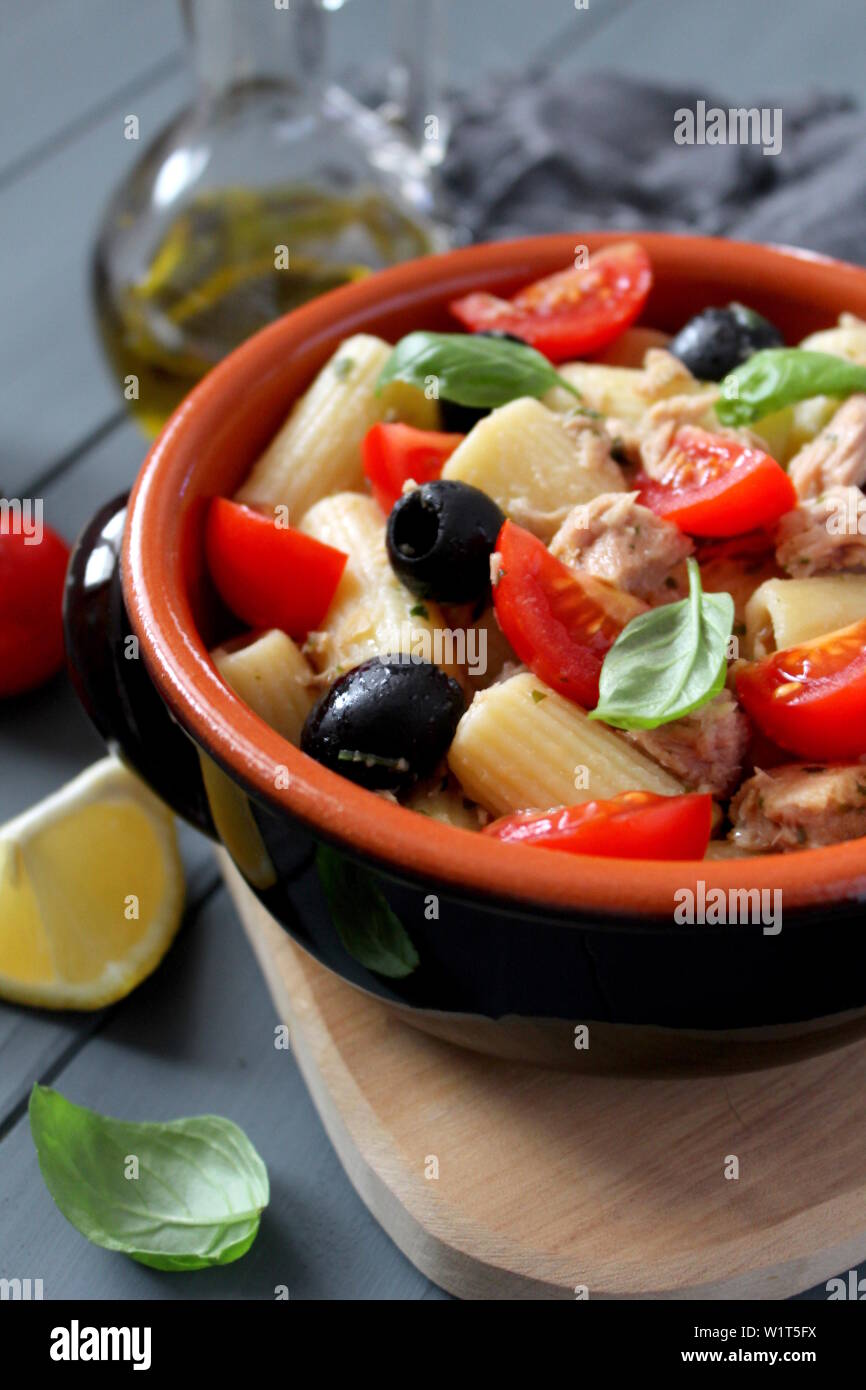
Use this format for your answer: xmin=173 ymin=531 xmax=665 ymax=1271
xmin=65 ymin=233 xmax=866 ymax=1073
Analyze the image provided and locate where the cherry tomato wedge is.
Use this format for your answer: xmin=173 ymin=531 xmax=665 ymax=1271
xmin=0 ymin=521 xmax=70 ymax=697
xmin=637 ymin=426 xmax=797 ymax=538
xmin=362 ymin=423 xmax=464 ymax=514
xmin=449 ymin=242 xmax=653 ymax=363
xmin=484 ymin=791 xmax=713 ymax=860
xmin=205 ymin=497 xmax=347 ymax=639
xmin=736 ymin=618 xmax=866 ymax=760
xmin=492 ymin=520 xmax=630 ymax=707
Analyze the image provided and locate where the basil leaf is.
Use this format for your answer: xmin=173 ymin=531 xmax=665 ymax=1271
xmin=588 ymin=559 xmax=733 ymax=730
xmin=29 ymin=1085 xmax=268 ymax=1271
xmin=316 ymin=845 xmax=418 ymax=978
xmin=716 ymin=348 xmax=866 ymax=427
xmin=376 ymin=331 xmax=580 ymax=409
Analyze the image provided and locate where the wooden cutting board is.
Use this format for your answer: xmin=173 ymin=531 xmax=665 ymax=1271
xmin=219 ymin=850 xmax=866 ymax=1299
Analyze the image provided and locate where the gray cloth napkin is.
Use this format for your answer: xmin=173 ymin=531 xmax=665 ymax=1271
xmin=442 ymin=70 xmax=866 ymax=264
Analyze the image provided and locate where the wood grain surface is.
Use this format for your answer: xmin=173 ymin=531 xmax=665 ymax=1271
xmin=222 ymin=851 xmax=866 ymax=1300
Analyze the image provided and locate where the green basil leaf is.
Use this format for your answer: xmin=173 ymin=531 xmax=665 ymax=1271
xmin=376 ymin=331 xmax=580 ymax=408
xmin=316 ymin=845 xmax=418 ymax=978
xmin=29 ymin=1085 xmax=268 ymax=1271
xmin=588 ymin=559 xmax=734 ymax=731
xmin=716 ymin=348 xmax=866 ymax=426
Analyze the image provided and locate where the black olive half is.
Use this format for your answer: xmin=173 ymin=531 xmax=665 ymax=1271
xmin=386 ymin=480 xmax=504 ymax=603
xmin=300 ymin=657 xmax=465 ymax=791
xmin=668 ymin=303 xmax=784 ymax=381
xmin=728 ymin=301 xmax=785 ymax=353
xmin=439 ymin=399 xmax=486 ymax=433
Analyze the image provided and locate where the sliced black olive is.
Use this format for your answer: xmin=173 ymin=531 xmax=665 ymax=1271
xmin=300 ymin=657 xmax=465 ymax=791
xmin=728 ymin=302 xmax=785 ymax=354
xmin=386 ymin=480 xmax=504 ymax=603
xmin=668 ymin=303 xmax=784 ymax=381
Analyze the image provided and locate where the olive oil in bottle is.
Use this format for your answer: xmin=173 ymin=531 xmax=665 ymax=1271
xmin=94 ymin=183 xmax=436 ymax=436
xmin=90 ymin=0 xmax=449 ymax=435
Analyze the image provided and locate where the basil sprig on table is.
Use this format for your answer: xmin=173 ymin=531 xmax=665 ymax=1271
xmin=376 ymin=331 xmax=581 ymax=408
xmin=29 ymin=1085 xmax=269 ymax=1270
xmin=589 ymin=559 xmax=734 ymax=731
xmin=716 ymin=348 xmax=866 ymax=427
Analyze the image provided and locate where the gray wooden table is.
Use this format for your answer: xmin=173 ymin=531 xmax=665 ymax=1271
xmin=1 ymin=0 xmax=862 ymax=1301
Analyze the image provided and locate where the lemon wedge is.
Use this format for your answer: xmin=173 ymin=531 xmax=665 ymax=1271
xmin=0 ymin=757 xmax=184 ymax=1010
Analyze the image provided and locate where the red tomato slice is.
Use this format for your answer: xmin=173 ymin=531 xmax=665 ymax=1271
xmin=205 ymin=498 xmax=347 ymax=639
xmin=637 ymin=426 xmax=797 ymax=538
xmin=0 ymin=522 xmax=70 ymax=697
xmin=492 ymin=520 xmax=630 ymax=707
xmin=484 ymin=791 xmax=713 ymax=860
xmin=449 ymin=243 xmax=653 ymax=363
xmin=362 ymin=423 xmax=464 ymax=514
xmin=736 ymin=618 xmax=866 ymax=760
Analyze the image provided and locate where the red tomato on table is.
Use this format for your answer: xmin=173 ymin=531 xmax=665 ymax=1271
xmin=736 ymin=618 xmax=866 ymax=760
xmin=0 ymin=522 xmax=70 ymax=697
xmin=491 ymin=520 xmax=629 ymax=708
xmin=638 ymin=426 xmax=796 ymax=537
xmin=449 ymin=243 xmax=653 ymax=363
xmin=484 ymin=791 xmax=713 ymax=860
xmin=362 ymin=423 xmax=464 ymax=514
xmin=205 ymin=498 xmax=347 ymax=639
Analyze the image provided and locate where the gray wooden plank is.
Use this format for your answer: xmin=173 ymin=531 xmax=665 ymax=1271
xmin=0 ymin=884 xmax=448 ymax=1300
xmin=1 ymin=67 xmax=191 ymax=495
xmin=330 ymin=0 xmax=612 ymax=85
xmin=562 ymin=0 xmax=865 ymax=95
xmin=0 ymin=0 xmax=184 ymax=181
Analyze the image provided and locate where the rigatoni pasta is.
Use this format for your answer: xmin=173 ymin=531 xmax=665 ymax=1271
xmin=447 ymin=672 xmax=684 ymax=817
xmin=442 ymin=396 xmax=625 ymax=540
xmin=211 ymin=629 xmax=315 ymax=744
xmin=299 ymin=492 xmax=459 ymax=679
xmin=543 ymin=358 xmax=706 ymax=419
xmin=745 ymin=575 xmax=866 ymax=659
xmin=235 ymin=335 xmax=438 ymax=520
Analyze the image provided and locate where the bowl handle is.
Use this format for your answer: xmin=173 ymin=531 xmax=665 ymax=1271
xmin=64 ymin=493 xmax=217 ymax=838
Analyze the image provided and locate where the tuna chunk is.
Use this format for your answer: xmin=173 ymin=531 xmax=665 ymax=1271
xmin=775 ymin=486 xmax=866 ymax=576
xmin=549 ymin=490 xmax=693 ymax=601
xmin=729 ymin=763 xmax=866 ymax=852
xmin=788 ymin=395 xmax=866 ymax=498
xmin=625 ymin=690 xmax=749 ymax=797
xmin=638 ymin=391 xmax=722 ymax=476
xmin=638 ymin=348 xmax=697 ymax=397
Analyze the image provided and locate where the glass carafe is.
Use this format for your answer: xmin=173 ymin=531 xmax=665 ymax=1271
xmin=92 ymin=0 xmax=449 ymax=435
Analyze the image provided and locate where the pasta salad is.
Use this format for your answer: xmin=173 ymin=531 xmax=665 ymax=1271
xmin=204 ymin=242 xmax=866 ymax=860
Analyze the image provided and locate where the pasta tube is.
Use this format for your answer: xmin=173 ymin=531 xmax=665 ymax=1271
xmin=235 ymin=334 xmax=438 ymax=519
xmin=448 ymin=671 xmax=684 ymax=817
xmin=299 ymin=492 xmax=458 ymax=679
xmin=442 ymin=397 xmax=624 ymax=540
xmin=211 ymin=628 xmax=315 ymax=745
xmin=744 ymin=575 xmax=866 ymax=659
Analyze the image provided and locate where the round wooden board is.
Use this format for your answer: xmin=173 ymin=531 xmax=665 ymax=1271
xmin=219 ymin=851 xmax=866 ymax=1300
